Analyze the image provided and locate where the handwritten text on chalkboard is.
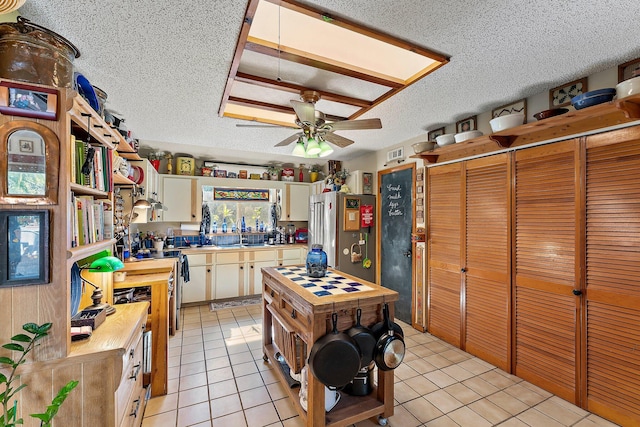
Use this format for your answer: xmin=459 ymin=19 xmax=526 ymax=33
xmin=386 ymin=183 xmax=404 ymax=216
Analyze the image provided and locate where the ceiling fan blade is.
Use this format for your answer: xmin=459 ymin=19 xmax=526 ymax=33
xmin=291 ymin=100 xmax=316 ymax=126
xmin=236 ymin=123 xmax=288 ymax=128
xmin=325 ymin=118 xmax=382 ymax=131
xmin=323 ymin=132 xmax=354 ymax=148
xmin=274 ymin=133 xmax=301 ymax=147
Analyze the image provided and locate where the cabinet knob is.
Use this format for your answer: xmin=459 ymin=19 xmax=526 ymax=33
xmin=572 ymin=289 xmax=582 ymax=296
xmin=240 ymin=266 xmax=244 ymax=270
xmin=461 ymin=268 xmax=467 ymax=273
xmin=250 ymin=265 xmax=254 ymax=269
xmin=207 ymin=269 xmax=211 ymax=273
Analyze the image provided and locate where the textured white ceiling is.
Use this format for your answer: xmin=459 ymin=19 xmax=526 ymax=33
xmin=17 ymin=0 xmax=640 ymax=162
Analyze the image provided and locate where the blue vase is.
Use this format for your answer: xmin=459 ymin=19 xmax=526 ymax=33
xmin=306 ymin=244 xmax=328 ymax=278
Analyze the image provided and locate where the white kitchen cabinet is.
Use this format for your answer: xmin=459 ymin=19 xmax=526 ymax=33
xmin=277 ymin=247 xmax=305 ymax=267
xmin=181 ymin=253 xmax=210 ymax=304
xmin=214 ymin=251 xmax=244 ymax=299
xmin=130 ymin=159 xmax=160 ymax=222
xmin=283 ymin=183 xmax=310 ymax=221
xmin=182 ymin=264 xmax=208 ymax=304
xmin=159 ymin=176 xmax=200 ymax=222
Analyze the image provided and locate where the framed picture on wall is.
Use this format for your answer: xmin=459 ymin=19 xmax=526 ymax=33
xmin=0 ymin=209 xmax=50 ymax=287
xmin=456 ymin=115 xmax=477 ymax=133
xmin=492 ymin=99 xmax=527 ymax=122
xmin=427 ymin=127 xmax=445 ymax=141
xmin=618 ymin=57 xmax=640 ymax=82
xmin=549 ymin=77 xmax=588 ymax=108
xmin=0 ymin=81 xmax=58 ymax=121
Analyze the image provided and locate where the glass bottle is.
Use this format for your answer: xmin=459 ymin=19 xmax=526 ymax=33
xmin=306 ymin=244 xmax=328 ymax=278
xmin=241 ymin=216 xmax=246 ymax=233
xmin=212 ymin=221 xmax=217 ymax=233
xmin=222 ymin=219 xmax=227 ymax=233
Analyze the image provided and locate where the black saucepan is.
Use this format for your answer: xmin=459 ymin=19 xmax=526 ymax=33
xmin=372 ymin=303 xmax=405 ymax=371
xmin=346 ymin=308 xmax=377 ymax=368
xmin=308 ymin=312 xmax=361 ymax=388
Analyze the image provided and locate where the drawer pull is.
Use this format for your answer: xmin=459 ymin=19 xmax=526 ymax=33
xmin=130 ymin=363 xmax=142 ymax=380
xmin=129 ymin=398 xmax=141 ymax=418
xmin=291 ymin=309 xmax=297 ymax=319
xmin=129 ymin=348 xmax=135 ymax=358
xmin=270 ymin=290 xmax=274 ymax=297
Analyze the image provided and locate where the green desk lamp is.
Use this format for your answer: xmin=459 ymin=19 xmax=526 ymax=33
xmin=80 ymin=256 xmax=124 ymax=316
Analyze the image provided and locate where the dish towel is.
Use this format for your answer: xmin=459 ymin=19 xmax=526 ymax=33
xmin=181 ymin=254 xmax=190 ymax=283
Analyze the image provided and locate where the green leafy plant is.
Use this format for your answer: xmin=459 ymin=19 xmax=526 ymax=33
xmin=0 ymin=323 xmax=78 ymax=427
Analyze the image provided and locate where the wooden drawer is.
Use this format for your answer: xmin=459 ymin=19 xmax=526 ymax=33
xmin=116 ymin=330 xmax=144 ymax=426
xmin=188 ymin=254 xmax=209 ymax=266
xmin=263 ymin=279 xmax=280 ymax=305
xmin=280 ymin=292 xmax=311 ymax=332
xmin=119 ymin=385 xmax=145 ymax=427
xmin=217 ymin=252 xmax=240 ymax=263
xmin=279 ymin=248 xmax=302 ymax=261
xmin=253 ymin=250 xmax=275 ymax=262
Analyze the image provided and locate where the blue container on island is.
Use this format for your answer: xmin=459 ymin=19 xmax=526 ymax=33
xmin=306 ymin=244 xmax=328 ymax=278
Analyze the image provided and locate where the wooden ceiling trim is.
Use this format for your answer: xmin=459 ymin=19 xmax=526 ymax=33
xmin=218 ymin=0 xmax=260 ymax=118
xmin=227 ymin=96 xmax=348 ymax=122
xmin=235 ymin=72 xmax=374 ymax=108
xmin=244 ymin=41 xmax=403 ymax=88
xmin=269 ymin=0 xmax=450 ymax=64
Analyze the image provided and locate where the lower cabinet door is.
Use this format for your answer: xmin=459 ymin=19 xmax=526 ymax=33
xmin=182 ymin=265 xmax=207 ymax=303
xmin=215 ymin=263 xmax=242 ymax=299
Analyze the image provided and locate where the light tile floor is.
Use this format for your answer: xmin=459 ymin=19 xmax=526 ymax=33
xmin=141 ymin=304 xmax=620 ymax=427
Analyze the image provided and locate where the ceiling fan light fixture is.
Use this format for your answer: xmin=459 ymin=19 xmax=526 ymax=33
xmin=291 ymin=138 xmax=307 ymax=157
xmin=306 ymin=136 xmax=321 ymax=155
xmin=318 ymin=139 xmax=334 ymax=157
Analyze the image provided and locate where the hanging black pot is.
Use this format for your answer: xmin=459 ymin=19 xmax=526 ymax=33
xmin=308 ymin=312 xmax=361 ymax=388
xmin=372 ymin=303 xmax=405 ymax=371
xmin=345 ymin=307 xmax=377 ymax=369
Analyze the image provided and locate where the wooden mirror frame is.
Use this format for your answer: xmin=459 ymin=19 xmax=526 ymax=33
xmin=0 ymin=120 xmax=60 ymax=205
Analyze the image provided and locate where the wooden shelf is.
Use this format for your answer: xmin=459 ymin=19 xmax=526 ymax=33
xmin=413 ymin=94 xmax=640 ymax=164
xmin=114 ymin=172 xmax=135 ymax=185
xmin=118 ymin=151 xmax=142 ymax=161
xmin=67 ymin=238 xmax=117 ymax=261
xmin=70 ymin=182 xmax=110 ymax=198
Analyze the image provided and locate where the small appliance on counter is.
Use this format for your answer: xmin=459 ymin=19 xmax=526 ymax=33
xmin=295 ymin=228 xmax=308 ymax=243
xmin=287 ymin=223 xmax=296 ymax=244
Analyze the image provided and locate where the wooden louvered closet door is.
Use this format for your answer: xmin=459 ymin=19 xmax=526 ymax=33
xmin=584 ymin=129 xmax=640 ymax=425
xmin=464 ymin=154 xmax=510 ymax=371
xmin=514 ymin=140 xmax=580 ymax=404
xmin=428 ymin=162 xmax=462 ymax=346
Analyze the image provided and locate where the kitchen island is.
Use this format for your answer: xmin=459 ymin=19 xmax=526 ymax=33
xmin=261 ymin=266 xmax=398 ymax=427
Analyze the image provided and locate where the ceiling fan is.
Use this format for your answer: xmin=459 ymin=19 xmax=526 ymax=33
xmin=283 ymin=90 xmax=382 ymax=156
xmin=238 ymin=90 xmax=382 ymax=157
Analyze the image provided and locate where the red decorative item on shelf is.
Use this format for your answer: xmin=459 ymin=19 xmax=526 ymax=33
xmin=299 ymin=168 xmax=304 ymax=182
xmin=150 ymin=159 xmax=160 ymax=171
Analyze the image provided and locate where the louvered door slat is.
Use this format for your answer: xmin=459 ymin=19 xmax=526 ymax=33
xmin=514 ymin=140 xmax=578 ymax=403
xmin=585 ymin=134 xmax=640 ymax=425
xmin=464 ymin=154 xmax=510 ymax=370
xmin=428 ymin=163 xmax=462 ymax=346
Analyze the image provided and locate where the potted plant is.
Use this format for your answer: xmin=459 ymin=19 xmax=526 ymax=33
xmin=265 ymin=164 xmax=282 ymax=181
xmin=309 ymin=164 xmax=324 ymax=183
xmin=1 ymin=322 xmax=78 ymax=426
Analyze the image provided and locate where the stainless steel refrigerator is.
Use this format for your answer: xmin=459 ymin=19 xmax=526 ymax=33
xmin=309 ymin=192 xmax=376 ymax=282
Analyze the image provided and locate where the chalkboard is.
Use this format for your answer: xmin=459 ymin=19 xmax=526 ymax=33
xmin=380 ymin=166 xmax=414 ymax=324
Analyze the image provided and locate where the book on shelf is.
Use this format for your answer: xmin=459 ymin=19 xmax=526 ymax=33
xmin=73 ymin=196 xmax=110 ymax=246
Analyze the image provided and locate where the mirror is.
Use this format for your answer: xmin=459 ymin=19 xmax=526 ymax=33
xmin=6 ymin=129 xmax=46 ymax=196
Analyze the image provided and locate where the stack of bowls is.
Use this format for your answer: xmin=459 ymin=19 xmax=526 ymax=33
xmin=412 ymin=141 xmax=436 ymax=154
